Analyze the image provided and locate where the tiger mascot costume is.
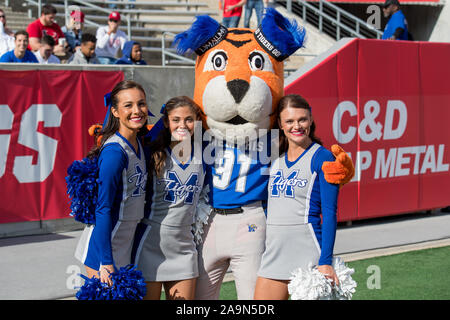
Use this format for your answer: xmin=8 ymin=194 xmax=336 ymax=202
xmin=172 ymin=8 xmax=354 ymax=300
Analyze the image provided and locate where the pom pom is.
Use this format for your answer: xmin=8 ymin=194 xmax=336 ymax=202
xmin=332 ymin=257 xmax=358 ymax=300
xmin=65 ymin=157 xmax=99 ymax=224
xmin=75 ymin=274 xmax=110 ymax=300
xmin=76 ymin=264 xmax=147 ymax=300
xmin=192 ymin=187 xmax=212 ymax=244
xmin=288 ymin=262 xmax=333 ymax=300
xmin=192 ymin=198 xmax=212 ymax=244
xmin=288 ymin=257 xmax=357 ymax=300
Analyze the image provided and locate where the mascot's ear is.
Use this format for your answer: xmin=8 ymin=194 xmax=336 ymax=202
xmin=174 ymin=15 xmax=228 ymax=56
xmin=254 ymin=7 xmax=306 ymax=61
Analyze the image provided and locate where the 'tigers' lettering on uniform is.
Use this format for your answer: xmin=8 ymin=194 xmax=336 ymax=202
xmin=270 ymin=170 xmax=309 ymax=197
xmin=159 ymin=171 xmax=202 ymax=204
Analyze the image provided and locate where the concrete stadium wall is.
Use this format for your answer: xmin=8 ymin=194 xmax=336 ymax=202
xmin=0 ymin=63 xmax=195 ymax=122
xmin=0 ymin=64 xmax=194 ymax=238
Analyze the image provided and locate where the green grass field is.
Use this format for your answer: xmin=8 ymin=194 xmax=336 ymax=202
xmin=217 ymin=245 xmax=450 ymax=300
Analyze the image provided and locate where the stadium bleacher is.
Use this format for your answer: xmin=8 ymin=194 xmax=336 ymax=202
xmin=11 ymin=0 xmax=219 ymax=65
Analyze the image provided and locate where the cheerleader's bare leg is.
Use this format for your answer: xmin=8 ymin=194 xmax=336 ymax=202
xmin=253 ymin=277 xmax=289 ymax=300
xmin=164 ymin=278 xmax=197 ymax=300
xmin=144 ymin=281 xmax=163 ymax=300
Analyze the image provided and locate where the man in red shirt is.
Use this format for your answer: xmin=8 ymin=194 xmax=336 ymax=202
xmin=26 ymin=4 xmax=65 ymax=54
xmin=219 ymin=0 xmax=247 ymax=28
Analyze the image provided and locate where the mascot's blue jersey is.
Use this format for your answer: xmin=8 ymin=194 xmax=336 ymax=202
xmin=204 ymin=134 xmax=273 ymax=209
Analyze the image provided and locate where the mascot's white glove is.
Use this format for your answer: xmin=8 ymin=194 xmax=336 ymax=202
xmin=192 ymin=184 xmax=212 ymax=244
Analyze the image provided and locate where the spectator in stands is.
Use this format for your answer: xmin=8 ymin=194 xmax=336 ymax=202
xmin=26 ymin=4 xmax=66 ymax=55
xmin=0 ymin=30 xmax=38 ymax=63
xmin=220 ymin=0 xmax=247 ymax=28
xmin=0 ymin=9 xmax=14 ymax=37
xmin=68 ymin=33 xmax=100 ymax=64
xmin=115 ymin=41 xmax=147 ymax=65
xmin=382 ymin=0 xmax=410 ymax=40
xmin=243 ymin=0 xmax=268 ymax=29
xmin=95 ymin=11 xmax=128 ymax=64
xmin=33 ymin=34 xmax=60 ymax=64
xmin=62 ymin=10 xmax=85 ymax=53
xmin=0 ymin=10 xmax=15 ymax=57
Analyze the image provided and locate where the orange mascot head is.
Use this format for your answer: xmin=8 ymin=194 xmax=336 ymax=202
xmin=174 ymin=8 xmax=305 ymax=140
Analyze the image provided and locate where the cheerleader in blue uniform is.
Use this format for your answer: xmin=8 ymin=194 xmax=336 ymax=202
xmin=132 ymin=96 xmax=205 ymax=300
xmin=254 ymin=94 xmax=340 ymax=299
xmin=74 ymin=80 xmax=149 ymax=285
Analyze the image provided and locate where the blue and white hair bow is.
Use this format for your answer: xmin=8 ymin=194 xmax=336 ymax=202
xmin=102 ymin=92 xmax=113 ymax=129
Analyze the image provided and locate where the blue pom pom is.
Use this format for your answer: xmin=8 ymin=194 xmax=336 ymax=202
xmin=260 ymin=8 xmax=306 ymax=57
xmin=174 ymin=15 xmax=221 ymax=55
xmin=76 ymin=274 xmax=110 ymax=300
xmin=76 ymin=264 xmax=147 ymax=300
xmin=65 ymin=157 xmax=99 ymax=224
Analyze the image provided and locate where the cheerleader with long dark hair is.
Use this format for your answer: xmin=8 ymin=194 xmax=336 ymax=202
xmin=132 ymin=96 xmax=206 ymax=300
xmin=74 ymin=80 xmax=149 ymax=286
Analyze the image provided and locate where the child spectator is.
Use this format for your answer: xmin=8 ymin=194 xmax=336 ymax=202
xmin=115 ymin=41 xmax=147 ymax=65
xmin=0 ymin=30 xmax=38 ymax=63
xmin=68 ymin=33 xmax=100 ymax=64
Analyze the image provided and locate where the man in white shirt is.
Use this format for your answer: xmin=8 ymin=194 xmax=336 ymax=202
xmin=0 ymin=11 xmax=15 ymax=57
xmin=95 ymin=11 xmax=128 ymax=64
xmin=33 ymin=34 xmax=60 ymax=64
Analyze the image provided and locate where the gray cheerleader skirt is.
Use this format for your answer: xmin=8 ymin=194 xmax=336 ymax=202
xmin=258 ymin=224 xmax=321 ymax=280
xmin=133 ymin=220 xmax=198 ymax=282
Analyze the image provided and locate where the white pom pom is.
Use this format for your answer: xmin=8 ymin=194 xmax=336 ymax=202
xmin=331 ymin=257 xmax=357 ymax=300
xmin=288 ymin=263 xmax=333 ymax=300
xmin=192 ymin=196 xmax=212 ymax=244
xmin=288 ymin=257 xmax=357 ymax=300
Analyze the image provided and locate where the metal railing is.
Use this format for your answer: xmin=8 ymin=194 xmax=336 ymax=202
xmin=161 ymin=32 xmax=195 ymax=66
xmin=280 ymin=0 xmax=383 ymax=40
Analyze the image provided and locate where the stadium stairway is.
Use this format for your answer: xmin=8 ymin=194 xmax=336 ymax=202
xmin=0 ymin=5 xmax=35 ymax=32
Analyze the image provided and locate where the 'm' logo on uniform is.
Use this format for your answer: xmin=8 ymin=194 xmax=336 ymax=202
xmin=270 ymin=170 xmax=308 ymax=198
xmin=159 ymin=171 xmax=201 ymax=204
xmin=128 ymin=164 xmax=147 ymax=197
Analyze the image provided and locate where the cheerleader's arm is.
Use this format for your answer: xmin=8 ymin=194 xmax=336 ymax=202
xmin=313 ymin=148 xmax=340 ymax=266
xmin=95 ymin=144 xmax=128 ymax=267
